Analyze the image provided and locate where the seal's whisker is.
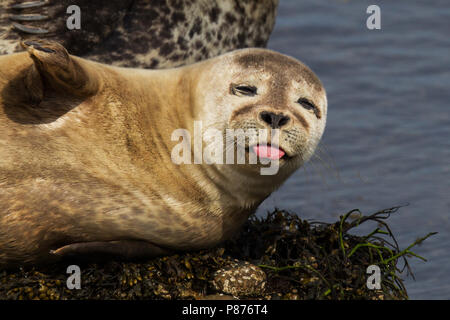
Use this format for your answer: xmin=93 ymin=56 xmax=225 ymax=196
xmin=313 ymin=144 xmax=340 ymax=180
xmin=308 ymin=156 xmax=333 ymax=186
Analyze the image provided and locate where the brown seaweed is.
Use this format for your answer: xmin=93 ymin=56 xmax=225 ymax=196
xmin=0 ymin=206 xmax=435 ymax=300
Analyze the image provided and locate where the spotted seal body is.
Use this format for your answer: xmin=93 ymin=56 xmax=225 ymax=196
xmin=0 ymin=0 xmax=279 ymax=68
xmin=0 ymin=40 xmax=327 ymax=267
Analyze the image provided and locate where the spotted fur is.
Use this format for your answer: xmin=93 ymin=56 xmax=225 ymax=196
xmin=0 ymin=0 xmax=279 ymax=68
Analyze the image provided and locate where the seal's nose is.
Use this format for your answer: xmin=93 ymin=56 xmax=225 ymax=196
xmin=259 ymin=111 xmax=290 ymax=129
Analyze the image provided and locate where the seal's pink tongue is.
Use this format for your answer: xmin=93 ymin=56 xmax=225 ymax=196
xmin=252 ymin=145 xmax=285 ymax=160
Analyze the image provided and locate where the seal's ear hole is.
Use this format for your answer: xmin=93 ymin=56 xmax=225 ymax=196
xmin=231 ymin=84 xmax=257 ymax=97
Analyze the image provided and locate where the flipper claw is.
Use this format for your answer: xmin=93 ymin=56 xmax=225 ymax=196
xmin=50 ymin=240 xmax=174 ymax=260
xmin=10 ymin=14 xmax=48 ymax=22
xmin=9 ymin=0 xmax=48 ymax=10
xmin=12 ymin=22 xmax=48 ymax=34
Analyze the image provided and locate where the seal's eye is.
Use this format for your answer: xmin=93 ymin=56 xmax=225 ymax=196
xmin=231 ymin=84 xmax=257 ymax=96
xmin=297 ymin=98 xmax=320 ymax=118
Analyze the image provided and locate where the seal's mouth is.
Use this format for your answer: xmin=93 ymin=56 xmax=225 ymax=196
xmin=251 ymin=144 xmax=287 ymax=160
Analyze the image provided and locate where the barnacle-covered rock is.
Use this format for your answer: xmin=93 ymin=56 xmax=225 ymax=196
xmin=211 ymin=260 xmax=266 ymax=297
xmin=0 ymin=208 xmax=433 ymax=300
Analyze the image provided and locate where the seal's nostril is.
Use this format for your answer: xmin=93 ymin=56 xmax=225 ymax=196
xmin=278 ymin=115 xmax=290 ymax=127
xmin=259 ymin=111 xmax=290 ymax=129
xmin=260 ymin=111 xmax=273 ymax=126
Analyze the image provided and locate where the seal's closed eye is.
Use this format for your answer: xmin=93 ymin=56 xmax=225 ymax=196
xmin=231 ymin=84 xmax=257 ymax=96
xmin=297 ymin=98 xmax=321 ymax=119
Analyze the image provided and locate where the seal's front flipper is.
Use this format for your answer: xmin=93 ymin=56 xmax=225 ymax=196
xmin=50 ymin=240 xmax=174 ymax=261
xmin=21 ymin=40 xmax=101 ymax=103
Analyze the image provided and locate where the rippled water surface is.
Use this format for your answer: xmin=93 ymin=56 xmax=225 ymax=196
xmin=260 ymin=0 xmax=450 ymax=299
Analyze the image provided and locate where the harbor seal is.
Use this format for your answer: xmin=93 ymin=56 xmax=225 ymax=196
xmin=1 ymin=0 xmax=279 ymax=68
xmin=0 ymin=40 xmax=327 ymax=267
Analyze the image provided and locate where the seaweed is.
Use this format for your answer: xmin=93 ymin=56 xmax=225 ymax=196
xmin=0 ymin=206 xmax=435 ymax=300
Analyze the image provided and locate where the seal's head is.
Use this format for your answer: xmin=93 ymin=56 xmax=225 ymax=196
xmin=192 ymin=48 xmax=327 ymax=176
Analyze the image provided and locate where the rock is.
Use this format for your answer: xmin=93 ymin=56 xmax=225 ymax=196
xmin=211 ymin=260 xmax=266 ymax=297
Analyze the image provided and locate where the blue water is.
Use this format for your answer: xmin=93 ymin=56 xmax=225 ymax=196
xmin=260 ymin=0 xmax=450 ymax=299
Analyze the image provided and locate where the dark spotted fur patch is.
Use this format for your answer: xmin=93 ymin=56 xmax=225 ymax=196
xmin=1 ymin=0 xmax=279 ymax=69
